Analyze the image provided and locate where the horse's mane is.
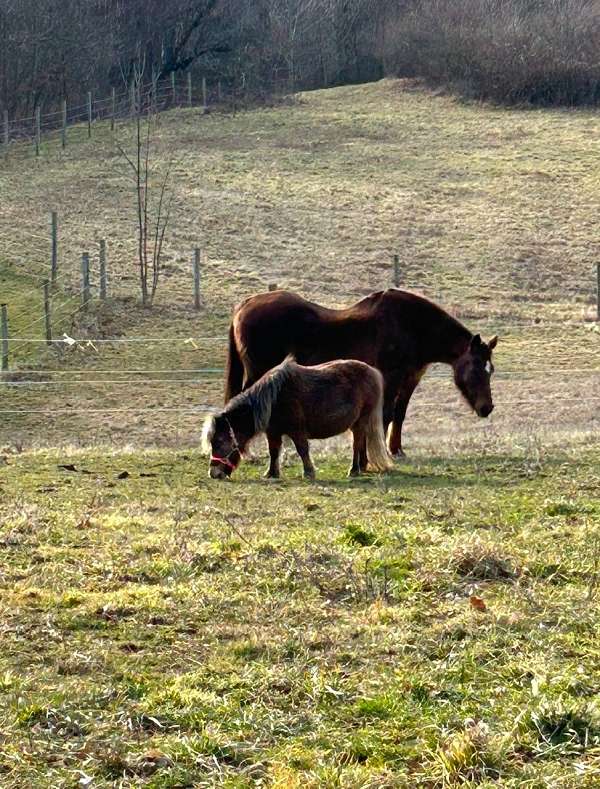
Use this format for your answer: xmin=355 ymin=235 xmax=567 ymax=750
xmin=382 ymin=288 xmax=471 ymax=340
xmin=225 ymin=356 xmax=295 ymax=433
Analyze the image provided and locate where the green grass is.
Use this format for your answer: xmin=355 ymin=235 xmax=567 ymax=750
xmin=0 ymin=446 xmax=599 ymax=786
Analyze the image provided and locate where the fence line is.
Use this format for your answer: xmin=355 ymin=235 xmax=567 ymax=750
xmin=1 ymin=368 xmax=599 ymax=382
xmin=2 ymin=395 xmax=600 ymax=417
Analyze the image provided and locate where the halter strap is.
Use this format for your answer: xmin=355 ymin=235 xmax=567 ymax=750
xmin=211 ymin=455 xmax=237 ymax=470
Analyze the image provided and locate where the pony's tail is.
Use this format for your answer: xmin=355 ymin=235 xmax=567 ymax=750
xmin=224 ymin=322 xmax=244 ymax=403
xmin=365 ymin=379 xmax=393 ymax=472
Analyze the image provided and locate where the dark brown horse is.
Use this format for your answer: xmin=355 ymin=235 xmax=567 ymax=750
xmin=225 ymin=289 xmax=498 ymax=457
xmin=203 ymin=357 xmax=392 ymax=480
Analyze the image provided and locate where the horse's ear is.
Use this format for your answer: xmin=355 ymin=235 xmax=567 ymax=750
xmin=488 ymin=335 xmax=498 ymax=351
xmin=470 ymin=334 xmax=482 ymax=350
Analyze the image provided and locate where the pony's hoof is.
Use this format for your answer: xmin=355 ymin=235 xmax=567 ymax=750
xmin=303 ymin=472 xmax=316 ymax=481
xmin=391 ymin=450 xmax=406 ymax=461
xmin=347 ymin=468 xmax=361 ymax=477
xmin=264 ymin=471 xmax=281 ymax=480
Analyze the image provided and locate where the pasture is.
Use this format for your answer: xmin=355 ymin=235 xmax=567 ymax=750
xmin=1 ymin=79 xmax=599 ymax=786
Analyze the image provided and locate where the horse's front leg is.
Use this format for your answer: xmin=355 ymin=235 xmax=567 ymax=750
xmin=265 ymin=433 xmax=282 ymax=479
xmin=290 ymin=434 xmax=315 ymax=480
xmin=388 ymin=376 xmax=421 ymax=458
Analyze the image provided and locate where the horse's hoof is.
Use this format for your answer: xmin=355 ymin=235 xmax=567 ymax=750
xmin=303 ymin=472 xmax=316 ymax=481
xmin=347 ymin=468 xmax=361 ymax=477
xmin=264 ymin=471 xmax=280 ymax=480
xmin=391 ymin=450 xmax=406 ymax=461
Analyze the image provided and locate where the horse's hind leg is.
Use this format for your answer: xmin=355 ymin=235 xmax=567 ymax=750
xmin=265 ymin=433 xmax=282 ymax=479
xmin=350 ymin=423 xmax=368 ymax=477
xmin=290 ymin=434 xmax=315 ymax=480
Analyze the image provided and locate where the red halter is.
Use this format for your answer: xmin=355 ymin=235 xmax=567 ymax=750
xmin=211 ymin=455 xmax=237 ymax=470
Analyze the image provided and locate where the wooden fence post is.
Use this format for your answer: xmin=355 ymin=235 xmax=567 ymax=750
xmin=187 ymin=71 xmax=192 ymax=106
xmin=87 ymin=91 xmax=92 ymax=138
xmin=61 ymin=99 xmax=67 ymax=148
xmin=393 ymin=254 xmax=400 ymax=288
xmin=81 ymin=253 xmax=90 ymax=308
xmin=35 ymin=106 xmax=41 ymax=156
xmin=202 ymin=76 xmax=207 ymax=111
xmin=193 ymin=248 xmax=201 ymax=310
xmin=99 ymin=240 xmax=107 ymax=300
xmin=111 ymin=87 xmax=116 ymax=131
xmin=3 ymin=110 xmax=8 ymax=152
xmin=43 ymin=281 xmax=52 ymax=346
xmin=51 ymin=212 xmax=58 ymax=284
xmin=171 ymin=72 xmax=176 ymax=105
xmin=0 ymin=304 xmax=8 ymax=372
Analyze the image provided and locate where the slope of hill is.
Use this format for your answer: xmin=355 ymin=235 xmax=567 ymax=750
xmin=0 ymin=78 xmax=598 ymax=451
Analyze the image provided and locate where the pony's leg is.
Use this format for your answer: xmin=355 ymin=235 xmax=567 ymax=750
xmin=388 ymin=377 xmax=420 ymax=458
xmin=291 ymin=435 xmax=315 ymax=480
xmin=349 ymin=426 xmax=367 ymax=477
xmin=265 ymin=433 xmax=282 ymax=479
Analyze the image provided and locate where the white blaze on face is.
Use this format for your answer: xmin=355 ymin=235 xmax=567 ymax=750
xmin=485 ymin=361 xmax=493 ymax=375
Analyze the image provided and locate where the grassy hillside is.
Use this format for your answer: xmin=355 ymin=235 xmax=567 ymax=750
xmin=0 ymin=79 xmax=598 ymax=449
xmin=0 ymin=447 xmax=599 ymax=787
xmin=0 ymin=80 xmax=599 ymax=786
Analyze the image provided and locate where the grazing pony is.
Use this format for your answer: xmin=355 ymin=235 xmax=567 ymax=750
xmin=202 ymin=357 xmax=392 ymax=480
xmin=225 ymin=289 xmax=498 ymax=457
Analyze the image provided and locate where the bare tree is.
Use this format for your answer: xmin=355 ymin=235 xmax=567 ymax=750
xmin=116 ymin=105 xmax=173 ymax=306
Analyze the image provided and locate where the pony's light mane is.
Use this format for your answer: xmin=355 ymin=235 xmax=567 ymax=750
xmin=201 ymin=414 xmax=217 ymax=454
xmin=226 ymin=357 xmax=294 ymax=433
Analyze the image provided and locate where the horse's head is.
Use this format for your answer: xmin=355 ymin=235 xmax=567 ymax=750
xmin=453 ymin=334 xmax=498 ymax=418
xmin=202 ymin=413 xmax=243 ymax=479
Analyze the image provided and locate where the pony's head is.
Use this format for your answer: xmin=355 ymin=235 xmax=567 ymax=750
xmin=453 ymin=334 xmax=498 ymax=418
xmin=202 ymin=413 xmax=243 ymax=479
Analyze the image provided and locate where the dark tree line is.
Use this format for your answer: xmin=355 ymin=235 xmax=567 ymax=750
xmin=0 ymin=0 xmax=391 ymax=118
xmin=2 ymin=0 xmax=599 ymax=118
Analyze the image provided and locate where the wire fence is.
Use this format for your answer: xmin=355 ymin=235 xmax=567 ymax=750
xmin=2 ymin=72 xmax=290 ymax=155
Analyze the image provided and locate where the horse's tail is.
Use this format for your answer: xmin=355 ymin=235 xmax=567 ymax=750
xmin=365 ymin=374 xmax=393 ymax=472
xmin=224 ymin=322 xmax=244 ymax=403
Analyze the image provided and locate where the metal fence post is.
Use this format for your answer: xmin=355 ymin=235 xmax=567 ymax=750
xmin=51 ymin=212 xmax=58 ymax=284
xmin=393 ymin=254 xmax=400 ymax=288
xmin=81 ymin=253 xmax=90 ymax=308
xmin=111 ymin=87 xmax=116 ymax=131
xmin=61 ymin=99 xmax=67 ymax=148
xmin=99 ymin=240 xmax=107 ymax=300
xmin=193 ymin=248 xmax=201 ymax=310
xmin=0 ymin=304 xmax=8 ymax=372
xmin=87 ymin=91 xmax=92 ymax=137
xmin=44 ymin=282 xmax=52 ymax=346
xmin=35 ymin=106 xmax=41 ymax=156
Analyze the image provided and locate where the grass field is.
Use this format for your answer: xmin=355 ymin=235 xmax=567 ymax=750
xmin=1 ymin=446 xmax=599 ymax=787
xmin=1 ymin=79 xmax=599 ymax=786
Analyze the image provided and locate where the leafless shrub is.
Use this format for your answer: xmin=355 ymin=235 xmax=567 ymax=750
xmin=381 ymin=0 xmax=600 ymax=106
